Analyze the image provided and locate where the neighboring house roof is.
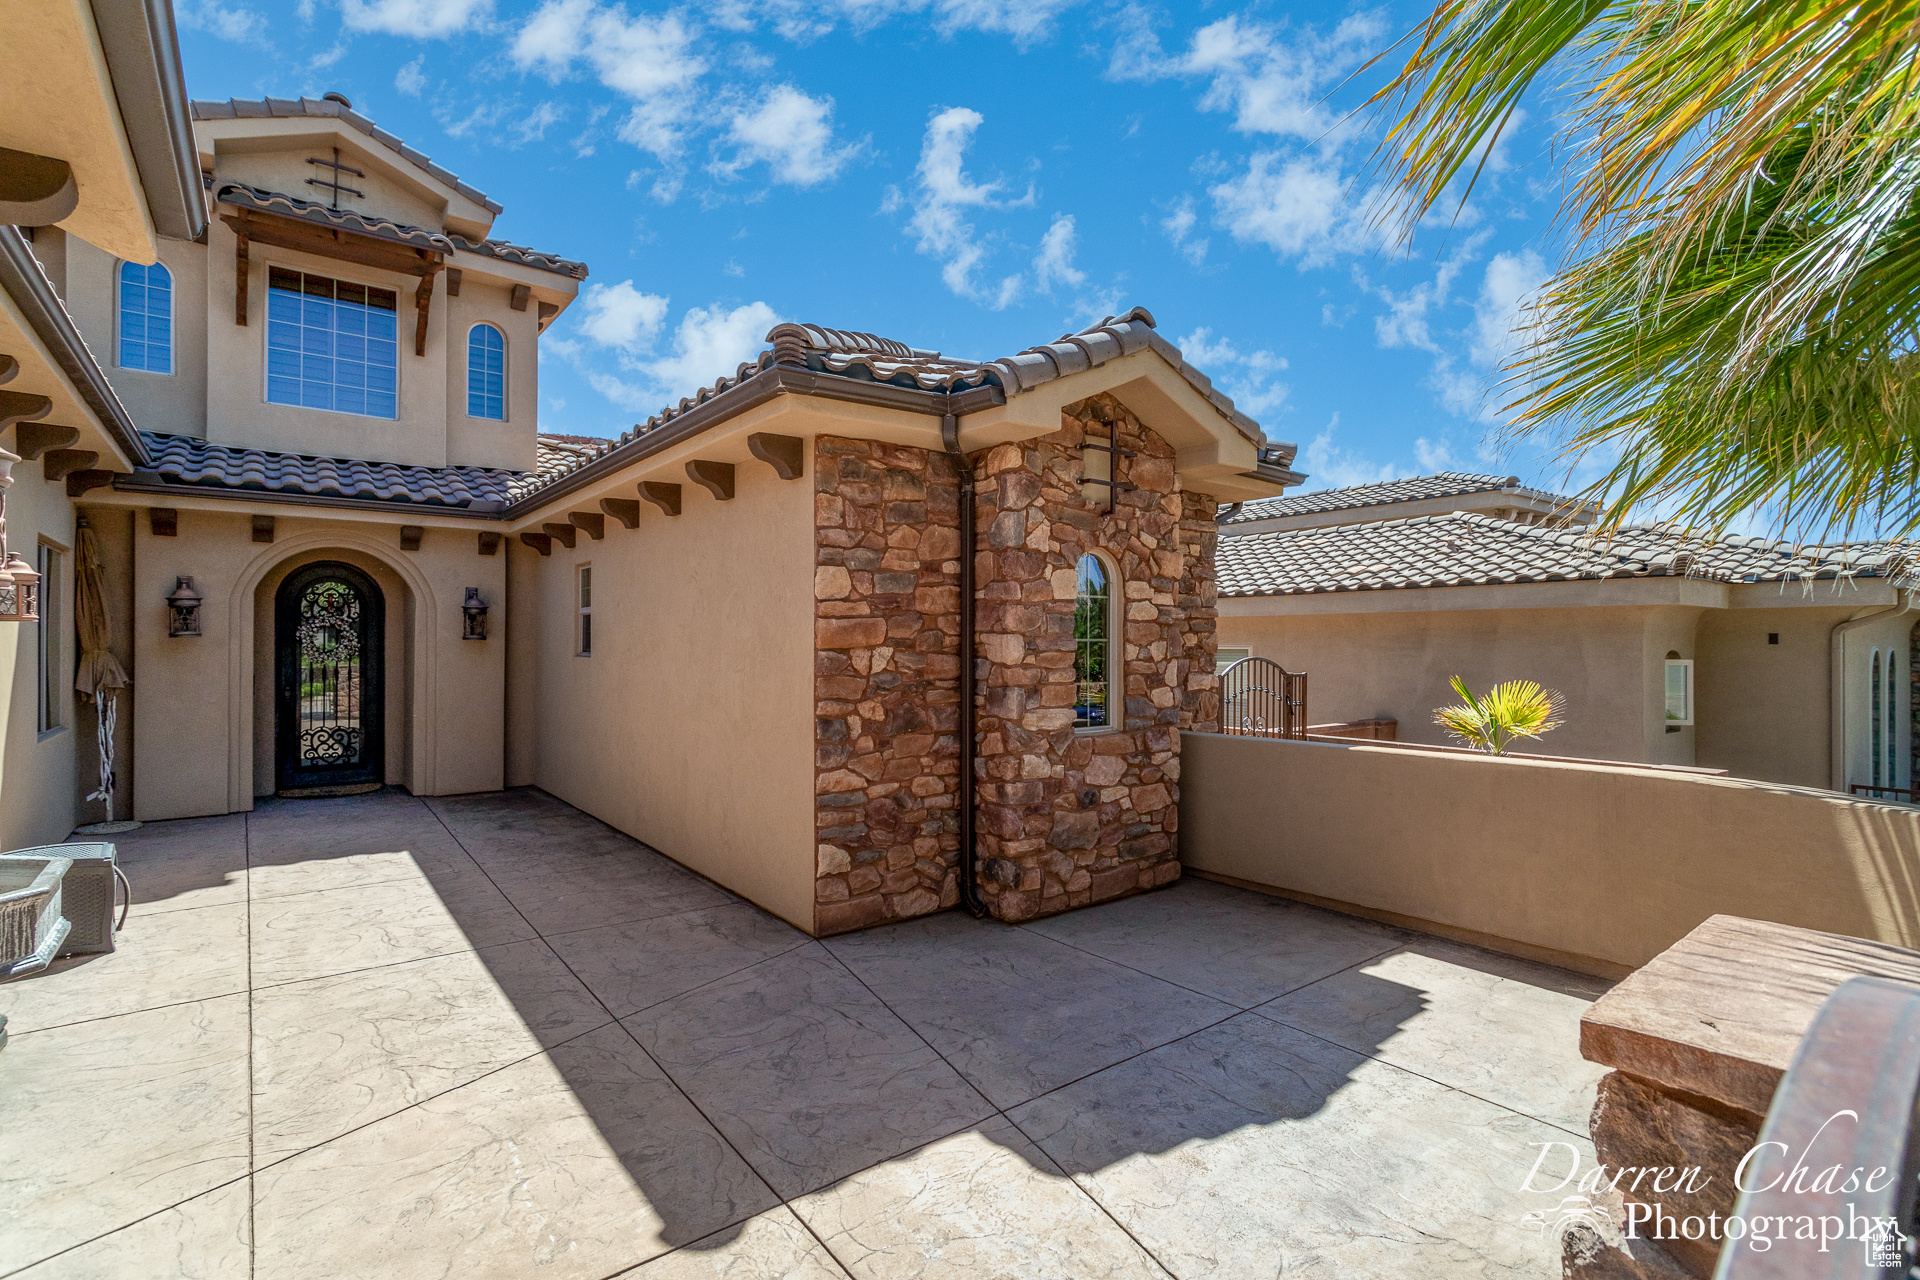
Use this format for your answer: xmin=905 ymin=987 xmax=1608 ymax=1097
xmin=1220 ymin=472 xmax=1568 ymax=526
xmin=129 ymin=431 xmax=599 ymax=510
xmin=190 ymin=97 xmax=504 ymax=214
xmin=1217 ymin=511 xmax=1918 ymax=597
xmin=212 ymin=182 xmax=589 ymax=280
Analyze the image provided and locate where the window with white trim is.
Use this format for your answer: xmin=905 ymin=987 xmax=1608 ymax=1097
xmin=1216 ymin=646 xmax=1251 ymax=675
xmin=467 ymin=323 xmax=505 ymax=420
xmin=1074 ymin=552 xmax=1114 ymax=729
xmin=576 ymin=565 xmax=592 ymax=657
xmin=117 ymin=260 xmax=173 ymax=373
xmin=1664 ymin=656 xmax=1694 ymax=727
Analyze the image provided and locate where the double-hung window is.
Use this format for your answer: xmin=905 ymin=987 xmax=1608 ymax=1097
xmin=468 ymin=324 xmax=505 ymax=419
xmin=266 ymin=267 xmax=398 ymax=417
xmin=117 ymin=261 xmax=173 ymax=373
xmin=576 ymin=566 xmax=592 ymax=657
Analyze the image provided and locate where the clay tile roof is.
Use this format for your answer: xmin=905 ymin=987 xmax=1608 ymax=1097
xmin=1217 ymin=511 xmax=1920 ymax=597
xmin=449 ymin=234 xmax=588 ymax=280
xmin=133 ymin=431 xmax=593 ymax=509
xmin=216 ymin=182 xmax=457 ymax=253
xmin=1220 ymin=472 xmax=1540 ymax=525
xmin=190 ymin=97 xmax=504 ymax=214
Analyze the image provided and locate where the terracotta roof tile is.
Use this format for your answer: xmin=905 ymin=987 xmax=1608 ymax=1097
xmin=1217 ymin=512 xmax=1919 ymax=597
xmin=1220 ymin=472 xmax=1567 ymax=525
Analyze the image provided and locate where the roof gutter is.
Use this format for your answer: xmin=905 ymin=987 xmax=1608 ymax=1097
xmin=91 ymin=0 xmax=206 ymax=242
xmin=0 ymin=228 xmax=148 ymax=468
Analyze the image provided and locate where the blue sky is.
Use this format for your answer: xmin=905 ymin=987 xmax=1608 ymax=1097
xmin=174 ymin=0 xmax=1573 ymax=495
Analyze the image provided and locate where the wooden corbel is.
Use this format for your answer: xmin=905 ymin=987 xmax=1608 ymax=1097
xmin=12 ymin=423 xmax=79 ymax=461
xmin=686 ymin=459 xmax=735 ymax=500
xmin=42 ymin=449 xmax=98 ymax=482
xmin=599 ymin=498 xmax=640 ymax=529
xmin=477 ymin=530 xmax=501 ymax=555
xmin=639 ymin=481 xmax=681 ymax=517
xmin=520 ymin=531 xmax=552 ymax=556
xmin=747 ymin=433 xmax=804 ymax=480
xmin=65 ymin=470 xmax=115 ymax=498
xmin=414 ymin=269 xmax=436 ymax=357
xmin=541 ymin=521 xmax=577 ymax=549
xmin=568 ymin=511 xmax=604 ymax=541
xmin=235 ymin=227 xmax=250 ymax=325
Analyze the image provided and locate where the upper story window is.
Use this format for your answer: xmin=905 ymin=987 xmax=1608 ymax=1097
xmin=576 ymin=565 xmax=592 ymax=657
xmin=1074 ymin=552 xmax=1114 ymax=730
xmin=468 ymin=323 xmax=505 ymax=420
xmin=117 ymin=260 xmax=173 ymax=373
xmin=266 ymin=267 xmax=398 ymax=419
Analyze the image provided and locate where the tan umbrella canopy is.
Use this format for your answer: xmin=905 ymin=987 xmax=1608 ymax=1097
xmin=73 ymin=518 xmax=131 ymax=828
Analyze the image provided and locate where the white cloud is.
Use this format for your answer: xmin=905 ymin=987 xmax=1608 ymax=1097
xmin=339 ymin=0 xmax=489 ymax=37
xmin=576 ymin=280 xmax=670 ymax=351
xmin=176 ymin=0 xmax=269 ymax=43
xmin=903 ymin=106 xmax=1027 ymax=307
xmin=715 ymin=86 xmax=857 ymax=187
xmin=1413 ymin=437 xmax=1455 ymax=471
xmin=1161 ymin=196 xmax=1207 ymax=265
xmin=1178 ymin=326 xmax=1289 ymax=417
xmin=1470 ymin=249 xmax=1549 ymax=369
xmin=706 ymin=0 xmax=1083 ymax=48
xmin=1209 ymin=152 xmax=1383 ymax=268
xmin=1297 ymin=416 xmax=1404 ymax=490
xmin=514 ymin=102 xmax=566 ymax=143
xmin=642 ymin=302 xmax=781 ymax=401
xmin=511 ymin=0 xmax=706 ymax=159
xmin=1033 ymin=215 xmax=1085 ymax=293
xmin=394 ymin=55 xmax=427 ymax=95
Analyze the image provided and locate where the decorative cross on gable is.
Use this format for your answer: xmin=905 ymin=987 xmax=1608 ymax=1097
xmin=305 ymin=148 xmax=365 ymax=210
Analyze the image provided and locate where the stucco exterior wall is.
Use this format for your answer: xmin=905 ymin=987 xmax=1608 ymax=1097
xmin=1695 ymin=605 xmax=1858 ymax=788
xmin=0 ymin=453 xmax=79 ymax=850
xmin=1218 ymin=604 xmax=1680 ymax=763
xmin=129 ymin=507 xmax=504 ymax=819
xmin=521 ymin=456 xmax=818 ymax=932
xmin=441 ymin=274 xmax=539 ymax=471
xmin=62 ymin=233 xmax=210 ymax=438
xmin=1181 ymin=731 xmax=1920 ymax=977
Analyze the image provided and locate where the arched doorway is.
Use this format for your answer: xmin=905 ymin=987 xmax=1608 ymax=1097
xmin=274 ymin=561 xmax=385 ymax=796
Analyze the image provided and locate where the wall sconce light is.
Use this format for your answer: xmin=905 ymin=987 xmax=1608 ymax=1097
xmin=462 ymin=587 xmax=489 ymax=640
xmin=166 ymin=576 xmax=203 ymax=637
xmin=0 ymin=446 xmax=34 ymax=623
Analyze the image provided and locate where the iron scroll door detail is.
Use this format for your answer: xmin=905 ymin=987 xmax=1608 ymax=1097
xmin=274 ymin=561 xmax=384 ymax=794
xmin=1219 ymin=656 xmax=1307 ymax=739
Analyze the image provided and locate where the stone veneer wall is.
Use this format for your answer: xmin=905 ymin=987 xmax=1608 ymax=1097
xmin=811 ymin=437 xmax=963 ymax=934
xmin=972 ymin=393 xmax=1220 ymax=922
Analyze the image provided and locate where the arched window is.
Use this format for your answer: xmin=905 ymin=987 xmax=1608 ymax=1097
xmin=467 ymin=323 xmax=505 ymax=419
xmin=118 ymin=260 xmax=173 ymax=373
xmin=1073 ymin=552 xmax=1114 ymax=730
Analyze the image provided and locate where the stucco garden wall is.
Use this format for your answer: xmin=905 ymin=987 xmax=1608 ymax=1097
xmin=522 ymin=455 xmax=818 ymax=932
xmin=1180 ymin=731 xmax=1920 ymax=976
xmin=0 ymin=451 xmax=78 ymax=850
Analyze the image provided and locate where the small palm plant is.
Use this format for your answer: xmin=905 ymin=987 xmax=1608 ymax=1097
xmin=1433 ymin=677 xmax=1566 ymax=756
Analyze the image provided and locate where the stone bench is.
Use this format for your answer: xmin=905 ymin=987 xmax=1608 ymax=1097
xmin=1568 ymin=914 xmax=1920 ymax=1278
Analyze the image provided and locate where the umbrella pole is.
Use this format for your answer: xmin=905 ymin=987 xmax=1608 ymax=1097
xmin=75 ymin=689 xmax=139 ymax=835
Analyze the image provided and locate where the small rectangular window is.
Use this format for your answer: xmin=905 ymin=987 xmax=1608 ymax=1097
xmin=37 ymin=543 xmax=62 ymax=733
xmin=1664 ymin=658 xmax=1694 ymax=726
xmin=1216 ymin=646 xmax=1251 ymax=675
xmin=577 ymin=565 xmax=592 ymax=657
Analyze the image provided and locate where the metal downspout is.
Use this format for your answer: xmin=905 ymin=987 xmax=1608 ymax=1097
xmin=1829 ymin=589 xmax=1916 ymax=792
xmin=942 ymin=408 xmax=987 ymax=917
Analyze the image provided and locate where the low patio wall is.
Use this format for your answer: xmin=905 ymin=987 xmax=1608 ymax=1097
xmin=1179 ymin=731 xmax=1920 ymax=976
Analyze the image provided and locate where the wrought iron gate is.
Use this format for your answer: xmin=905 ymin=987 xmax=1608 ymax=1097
xmin=275 ymin=562 xmax=384 ymax=794
xmin=1219 ymin=656 xmax=1307 ymax=739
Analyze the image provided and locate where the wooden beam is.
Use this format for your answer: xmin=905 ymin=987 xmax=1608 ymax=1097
xmin=235 ymin=229 xmax=249 ymax=325
xmin=519 ymin=531 xmax=552 ymax=556
xmin=414 ymin=275 xmax=433 ymax=358
xmin=400 ymin=525 xmax=424 ymax=551
xmin=221 ymin=210 xmax=443 ymax=279
xmin=509 ymin=283 xmax=530 ymax=312
xmin=568 ymin=511 xmax=605 ymax=541
xmin=251 ymin=514 xmax=275 ymax=544
xmin=686 ymin=459 xmax=735 ymax=501
xmin=65 ymin=470 xmax=114 ymax=498
xmin=747 ymin=432 xmax=805 ymax=480
xmin=639 ymin=481 xmax=681 ymax=517
xmin=599 ymin=498 xmax=640 ymax=529
xmin=42 ymin=448 xmax=98 ymax=482
xmin=477 ymin=530 xmax=501 ymax=555
xmin=445 ymin=267 xmax=462 ymax=297
xmin=149 ymin=508 xmax=178 ymax=537
xmin=541 ymin=521 xmax=577 ymax=549
xmin=12 ymin=422 xmax=78 ymax=460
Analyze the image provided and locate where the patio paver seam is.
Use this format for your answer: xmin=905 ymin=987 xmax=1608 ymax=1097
xmin=810 ymin=939 xmax=1184 ymax=1280
xmin=0 ymin=1168 xmax=257 ymax=1280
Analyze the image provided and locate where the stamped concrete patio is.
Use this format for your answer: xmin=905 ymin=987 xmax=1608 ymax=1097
xmin=2 ymin=789 xmax=1611 ymax=1279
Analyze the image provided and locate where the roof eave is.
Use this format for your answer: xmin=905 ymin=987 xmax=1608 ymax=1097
xmin=91 ymin=0 xmax=205 ymax=243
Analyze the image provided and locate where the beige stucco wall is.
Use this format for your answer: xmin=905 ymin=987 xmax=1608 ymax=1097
xmin=518 ymin=459 xmax=818 ymax=931
xmin=441 ymin=273 xmax=539 ymax=471
xmin=1218 ymin=603 xmax=1695 ymax=764
xmin=1181 ymin=731 xmax=1920 ymax=976
xmin=61 ymin=233 xmax=211 ymax=438
xmin=0 ymin=453 xmax=79 ymax=849
xmin=128 ymin=506 xmax=505 ymax=819
xmin=1694 ymin=603 xmax=1865 ymax=789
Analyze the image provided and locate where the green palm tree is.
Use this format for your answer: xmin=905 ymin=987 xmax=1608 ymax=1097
xmin=1372 ymin=0 xmax=1920 ymax=539
xmin=1433 ymin=676 xmax=1567 ymax=754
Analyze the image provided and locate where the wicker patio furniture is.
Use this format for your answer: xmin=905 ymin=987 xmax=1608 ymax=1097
xmin=6 ymin=843 xmax=125 ymax=955
xmin=0 ymin=854 xmax=74 ymax=983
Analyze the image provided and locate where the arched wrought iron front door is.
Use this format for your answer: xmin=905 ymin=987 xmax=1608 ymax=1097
xmin=275 ymin=562 xmax=384 ymax=795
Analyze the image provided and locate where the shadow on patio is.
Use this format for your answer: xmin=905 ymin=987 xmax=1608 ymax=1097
xmin=0 ymin=788 xmax=1612 ymax=1279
